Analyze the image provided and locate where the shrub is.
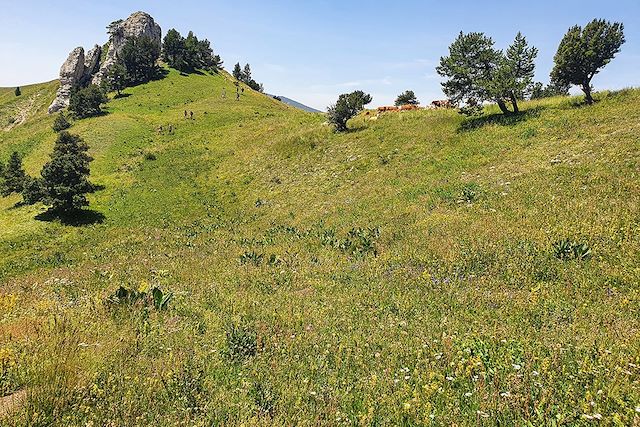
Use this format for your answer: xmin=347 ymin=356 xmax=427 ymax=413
xmin=69 ymin=85 xmax=108 ymax=119
xmin=14 ymin=87 xmax=21 ymax=97
xmin=52 ymin=112 xmax=71 ymax=132
xmin=250 ymin=381 xmax=278 ymax=417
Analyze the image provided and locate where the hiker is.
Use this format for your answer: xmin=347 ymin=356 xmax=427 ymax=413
xmin=190 ymin=111 xmax=194 ymax=120
xmin=222 ymin=89 xmax=227 ymax=99
xmin=184 ymin=110 xmax=188 ymax=119
xmin=169 ymin=124 xmax=173 ymax=134
xmin=158 ymin=125 xmax=163 ymax=134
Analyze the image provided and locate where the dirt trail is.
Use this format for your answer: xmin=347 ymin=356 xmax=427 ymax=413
xmin=3 ymin=94 xmax=41 ymax=131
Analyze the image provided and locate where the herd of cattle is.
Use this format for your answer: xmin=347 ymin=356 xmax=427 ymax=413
xmin=375 ymin=100 xmax=453 ymax=115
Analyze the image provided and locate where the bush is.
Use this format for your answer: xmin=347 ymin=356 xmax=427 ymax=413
xmin=106 ymin=285 xmax=173 ymax=311
xmin=52 ymin=112 xmax=71 ymax=132
xmin=69 ymin=85 xmax=108 ymax=119
xmin=14 ymin=87 xmax=21 ymax=97
xmin=395 ymin=90 xmax=419 ymax=106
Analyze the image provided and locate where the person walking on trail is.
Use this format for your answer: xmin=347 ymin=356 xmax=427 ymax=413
xmin=222 ymin=89 xmax=226 ymax=99
xmin=169 ymin=124 xmax=173 ymax=134
xmin=190 ymin=111 xmax=194 ymax=120
xmin=184 ymin=110 xmax=188 ymax=119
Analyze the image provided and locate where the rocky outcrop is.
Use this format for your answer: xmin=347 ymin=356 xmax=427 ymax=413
xmin=91 ymin=12 xmax=162 ymax=85
xmin=48 ymin=11 xmax=161 ymax=114
xmin=82 ymin=45 xmax=102 ymax=85
xmin=48 ymin=47 xmax=86 ymax=113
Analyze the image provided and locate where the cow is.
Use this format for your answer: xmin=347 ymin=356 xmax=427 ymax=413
xmin=399 ymin=104 xmax=420 ymax=111
xmin=431 ymin=100 xmax=453 ymax=109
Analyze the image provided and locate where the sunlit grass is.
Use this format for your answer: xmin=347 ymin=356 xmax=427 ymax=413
xmin=0 ymin=71 xmax=639 ymax=425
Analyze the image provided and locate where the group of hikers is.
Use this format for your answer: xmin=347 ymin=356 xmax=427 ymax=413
xmin=157 ymin=82 xmax=247 ymax=135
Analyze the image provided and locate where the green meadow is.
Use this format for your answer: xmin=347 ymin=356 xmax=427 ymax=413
xmin=0 ymin=69 xmax=639 ymax=425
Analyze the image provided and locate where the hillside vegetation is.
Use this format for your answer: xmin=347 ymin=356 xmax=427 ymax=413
xmin=1 ymin=69 xmax=639 ymax=425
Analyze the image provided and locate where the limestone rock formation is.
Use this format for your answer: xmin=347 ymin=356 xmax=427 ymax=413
xmin=48 ymin=47 xmax=86 ymax=113
xmin=92 ymin=12 xmax=162 ymax=85
xmin=48 ymin=11 xmax=161 ymax=114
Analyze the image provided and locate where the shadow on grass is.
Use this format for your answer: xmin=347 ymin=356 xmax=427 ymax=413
xmin=458 ymin=107 xmax=544 ymax=132
xmin=113 ymin=93 xmax=132 ymax=99
xmin=35 ymin=209 xmax=105 ymax=227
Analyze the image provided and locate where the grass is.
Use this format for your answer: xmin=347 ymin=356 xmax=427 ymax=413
xmin=0 ymin=70 xmax=639 ymax=425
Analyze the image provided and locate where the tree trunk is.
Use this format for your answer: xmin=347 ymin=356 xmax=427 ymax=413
xmin=496 ymin=99 xmax=511 ymax=115
xmin=582 ymin=83 xmax=594 ymax=105
xmin=509 ymin=92 xmax=520 ymax=114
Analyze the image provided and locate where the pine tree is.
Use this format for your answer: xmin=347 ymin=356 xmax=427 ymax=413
xmin=107 ymin=62 xmax=128 ymax=97
xmin=395 ymin=90 xmax=419 ymax=106
xmin=233 ymin=63 xmax=243 ymax=80
xmin=69 ymin=85 xmax=108 ymax=119
xmin=162 ymin=29 xmax=186 ymax=70
xmin=437 ymin=31 xmax=538 ymax=115
xmin=327 ymin=91 xmax=372 ymax=132
xmin=40 ymin=132 xmax=94 ymax=213
xmin=1 ymin=152 xmax=28 ymax=197
xmin=52 ymin=112 xmax=71 ymax=132
xmin=551 ymin=19 xmax=625 ymax=104
xmin=243 ymin=64 xmax=252 ymax=82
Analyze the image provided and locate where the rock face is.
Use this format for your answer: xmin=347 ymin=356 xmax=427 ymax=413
xmin=48 ymin=47 xmax=86 ymax=113
xmin=48 ymin=11 xmax=161 ymax=114
xmin=91 ymin=12 xmax=162 ymax=85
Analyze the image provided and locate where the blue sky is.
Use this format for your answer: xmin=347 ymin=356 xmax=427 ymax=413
xmin=1 ymin=0 xmax=638 ymax=109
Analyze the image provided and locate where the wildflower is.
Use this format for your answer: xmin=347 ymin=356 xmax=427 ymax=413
xmin=500 ymin=391 xmax=511 ymax=398
xmin=532 ymin=370 xmax=540 ymax=377
xmin=512 ymin=364 xmax=522 ymax=370
xmin=446 ymin=376 xmax=454 ymax=381
xmin=635 ymin=406 xmax=640 ymax=413
xmin=464 ymin=392 xmax=473 ymax=397
xmin=403 ymin=402 xmax=411 ymax=410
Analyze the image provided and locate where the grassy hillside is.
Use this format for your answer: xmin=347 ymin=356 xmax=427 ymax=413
xmin=0 ymin=69 xmax=639 ymax=425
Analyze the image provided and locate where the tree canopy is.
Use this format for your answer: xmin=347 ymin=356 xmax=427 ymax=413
xmin=232 ymin=63 xmax=263 ymax=92
xmin=162 ymin=29 xmax=223 ymax=73
xmin=551 ymin=19 xmax=625 ymax=104
xmin=327 ymin=91 xmax=372 ymax=132
xmin=437 ymin=31 xmax=538 ymax=115
xmin=395 ymin=90 xmax=419 ymax=106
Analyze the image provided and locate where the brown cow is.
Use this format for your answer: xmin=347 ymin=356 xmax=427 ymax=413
xmin=399 ymin=104 xmax=420 ymax=111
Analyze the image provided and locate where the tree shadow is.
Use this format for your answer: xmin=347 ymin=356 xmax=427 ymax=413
xmin=457 ymin=106 xmax=544 ymax=132
xmin=35 ymin=209 xmax=105 ymax=227
xmin=113 ymin=93 xmax=132 ymax=99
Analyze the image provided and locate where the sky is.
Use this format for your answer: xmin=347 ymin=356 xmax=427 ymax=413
xmin=1 ymin=0 xmax=639 ymax=110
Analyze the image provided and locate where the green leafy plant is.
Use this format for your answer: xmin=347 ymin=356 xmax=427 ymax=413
xmin=240 ymin=251 xmax=264 ymax=266
xmin=225 ymin=322 xmax=258 ymax=361
xmin=106 ymin=285 xmax=173 ymax=311
xmin=552 ymin=239 xmax=592 ymax=261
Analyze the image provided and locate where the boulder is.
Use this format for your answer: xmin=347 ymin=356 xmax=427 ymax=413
xmin=48 ymin=47 xmax=86 ymax=114
xmin=92 ymin=12 xmax=162 ymax=85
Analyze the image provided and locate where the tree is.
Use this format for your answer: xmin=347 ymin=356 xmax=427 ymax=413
xmin=52 ymin=112 xmax=71 ymax=132
xmin=327 ymin=91 xmax=372 ymax=132
xmin=121 ymin=36 xmax=160 ymax=84
xmin=106 ymin=62 xmax=128 ymax=97
xmin=233 ymin=63 xmax=243 ymax=80
xmin=15 ymin=87 xmax=21 ymax=97
xmin=395 ymin=90 xmax=419 ymax=106
xmin=162 ymin=29 xmax=187 ymax=70
xmin=69 ymin=85 xmax=108 ymax=119
xmin=551 ymin=19 xmax=625 ymax=105
xmin=501 ymin=32 xmax=538 ymax=113
xmin=1 ymin=152 xmax=28 ymax=197
xmin=40 ymin=131 xmax=94 ymax=214
xmin=437 ymin=31 xmax=538 ymax=116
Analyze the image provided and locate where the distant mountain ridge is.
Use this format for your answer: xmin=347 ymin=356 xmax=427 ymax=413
xmin=268 ymin=94 xmax=321 ymax=113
